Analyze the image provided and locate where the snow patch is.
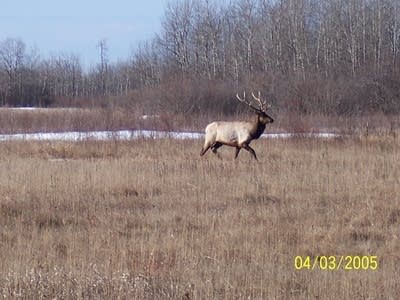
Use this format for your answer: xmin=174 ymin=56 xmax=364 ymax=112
xmin=140 ymin=114 xmax=160 ymax=120
xmin=0 ymin=130 xmax=342 ymax=142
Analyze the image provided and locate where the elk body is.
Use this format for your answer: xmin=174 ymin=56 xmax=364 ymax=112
xmin=200 ymin=92 xmax=274 ymax=160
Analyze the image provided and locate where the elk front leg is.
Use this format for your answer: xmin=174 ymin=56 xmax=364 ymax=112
xmin=242 ymin=144 xmax=258 ymax=161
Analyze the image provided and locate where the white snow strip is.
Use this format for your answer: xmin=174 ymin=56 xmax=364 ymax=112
xmin=264 ymin=132 xmax=340 ymax=139
xmin=0 ymin=130 xmax=203 ymax=142
xmin=0 ymin=130 xmax=342 ymax=142
xmin=0 ymin=107 xmax=82 ymax=111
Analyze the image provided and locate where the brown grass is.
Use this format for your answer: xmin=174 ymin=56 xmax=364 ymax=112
xmin=0 ymin=136 xmax=399 ymax=299
xmin=0 ymin=108 xmax=200 ymax=134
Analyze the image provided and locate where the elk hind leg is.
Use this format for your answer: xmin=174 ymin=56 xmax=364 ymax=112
xmin=234 ymin=147 xmax=241 ymax=159
xmin=200 ymin=146 xmax=211 ymax=156
xmin=211 ymin=142 xmax=222 ymax=154
xmin=200 ymin=144 xmax=211 ymax=156
xmin=200 ymin=139 xmax=215 ymax=156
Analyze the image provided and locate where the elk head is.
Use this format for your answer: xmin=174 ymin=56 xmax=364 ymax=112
xmin=235 ymin=91 xmax=274 ymax=125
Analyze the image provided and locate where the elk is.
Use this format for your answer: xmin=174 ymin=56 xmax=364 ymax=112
xmin=200 ymin=91 xmax=274 ymax=160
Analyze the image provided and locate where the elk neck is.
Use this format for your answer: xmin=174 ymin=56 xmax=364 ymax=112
xmin=249 ymin=114 xmax=267 ymax=139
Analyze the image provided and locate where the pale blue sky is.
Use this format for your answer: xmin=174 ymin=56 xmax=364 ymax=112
xmin=0 ymin=0 xmax=170 ymax=67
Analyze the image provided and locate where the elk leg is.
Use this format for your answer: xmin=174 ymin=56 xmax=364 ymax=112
xmin=242 ymin=144 xmax=258 ymax=161
xmin=211 ymin=142 xmax=222 ymax=154
xmin=200 ymin=144 xmax=211 ymax=156
xmin=234 ymin=147 xmax=241 ymax=159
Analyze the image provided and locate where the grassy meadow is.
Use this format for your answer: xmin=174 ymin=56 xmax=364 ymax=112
xmin=0 ymin=135 xmax=399 ymax=299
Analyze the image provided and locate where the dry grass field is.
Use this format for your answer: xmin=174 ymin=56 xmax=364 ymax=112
xmin=0 ymin=135 xmax=399 ymax=299
xmin=0 ymin=107 xmax=398 ymax=135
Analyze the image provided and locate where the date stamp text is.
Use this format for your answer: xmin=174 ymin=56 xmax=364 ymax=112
xmin=294 ymin=255 xmax=378 ymax=271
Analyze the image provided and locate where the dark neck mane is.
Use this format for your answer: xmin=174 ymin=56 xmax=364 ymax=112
xmin=250 ymin=118 xmax=266 ymax=139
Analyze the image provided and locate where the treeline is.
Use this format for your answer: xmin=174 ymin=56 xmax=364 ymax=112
xmin=0 ymin=39 xmax=134 ymax=107
xmin=1 ymin=0 xmax=400 ymax=115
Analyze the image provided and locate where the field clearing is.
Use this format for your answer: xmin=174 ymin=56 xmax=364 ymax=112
xmin=0 ymin=136 xmax=399 ymax=299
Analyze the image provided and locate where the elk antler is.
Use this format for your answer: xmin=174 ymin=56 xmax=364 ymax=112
xmin=235 ymin=91 xmax=246 ymax=103
xmin=236 ymin=91 xmax=270 ymax=112
xmin=251 ymin=91 xmax=271 ymax=112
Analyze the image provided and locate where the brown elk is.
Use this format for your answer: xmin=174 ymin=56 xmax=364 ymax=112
xmin=200 ymin=91 xmax=274 ymax=160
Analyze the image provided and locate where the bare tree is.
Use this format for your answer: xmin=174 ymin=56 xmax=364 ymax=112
xmin=97 ymin=39 xmax=109 ymax=95
xmin=159 ymin=0 xmax=194 ymax=72
xmin=0 ymin=38 xmax=26 ymax=104
xmin=192 ymin=0 xmax=224 ymax=78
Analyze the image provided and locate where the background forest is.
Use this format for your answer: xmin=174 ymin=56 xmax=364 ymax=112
xmin=1 ymin=0 xmax=400 ymax=117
